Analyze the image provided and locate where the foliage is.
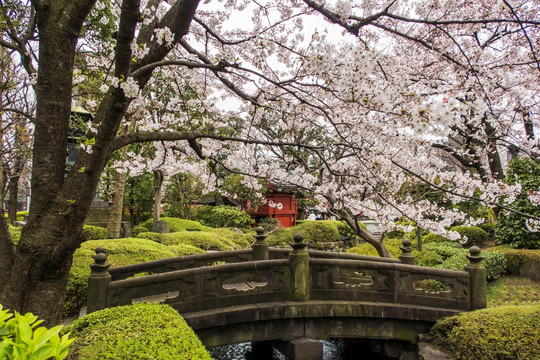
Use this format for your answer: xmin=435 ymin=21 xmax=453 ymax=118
xmin=137 ymin=230 xmax=251 ymax=251
xmin=167 ymin=243 xmax=206 ymax=256
xmin=487 ymin=276 xmax=540 ymax=307
xmin=258 ymin=217 xmax=281 ymax=233
xmin=3 ymin=211 xmax=28 ymax=222
xmin=189 ymin=205 xmax=254 ymax=229
xmin=63 ymin=303 xmax=211 ymax=360
xmin=449 ymin=226 xmax=488 ymax=246
xmin=477 ymin=222 xmax=496 ymax=239
xmin=431 ymin=304 xmax=540 ymax=360
xmin=131 ymin=226 xmax=150 ymax=237
xmin=496 ymin=157 xmax=540 ymax=249
xmin=485 ymin=245 xmax=540 ymax=274
xmin=0 ymin=304 xmax=73 ymax=360
xmin=414 ymin=242 xmax=506 ymax=282
xmin=82 ymin=225 xmax=108 ymax=240
xmin=64 ymin=238 xmax=175 ymax=317
xmin=140 ymin=217 xmax=212 ymax=232
xmin=163 ymin=172 xmax=204 ymax=219
xmin=266 ymin=220 xmax=342 ymax=247
xmin=220 ymin=173 xmax=265 ymax=209
xmin=347 ymin=237 xmax=403 ymax=258
xmin=7 ymin=226 xmax=21 ymax=245
xmin=422 ymin=233 xmax=450 ymax=243
xmin=124 ymin=173 xmax=155 ymax=226
xmin=4 ymin=0 xmax=540 ymax=325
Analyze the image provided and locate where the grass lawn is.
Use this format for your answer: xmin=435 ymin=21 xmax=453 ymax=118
xmin=487 ymin=275 xmax=540 ymax=307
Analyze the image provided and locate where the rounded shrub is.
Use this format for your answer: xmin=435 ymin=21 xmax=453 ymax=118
xmin=189 ymin=205 xmax=254 ymax=229
xmin=298 ymin=221 xmax=340 ymax=242
xmin=65 ymin=238 xmax=175 ymax=317
xmin=63 ymin=303 xmax=211 ymax=360
xmin=83 ymin=225 xmax=108 ymax=240
xmin=449 ymin=226 xmax=488 ymax=246
xmin=422 ymin=233 xmax=451 ymax=243
xmin=132 ymin=225 xmax=150 ymax=237
xmin=158 ymin=232 xmax=235 ymax=251
xmin=266 ymin=220 xmax=343 ymax=247
xmin=138 ymin=229 xmax=251 ymax=250
xmin=431 ymin=304 xmax=540 ymax=360
xmin=141 ymin=217 xmax=212 ymax=232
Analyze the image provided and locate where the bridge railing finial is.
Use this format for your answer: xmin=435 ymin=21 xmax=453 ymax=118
xmin=87 ymin=247 xmax=111 ymax=314
xmin=399 ymin=238 xmax=415 ymax=265
xmin=466 ymin=246 xmax=487 ymax=310
xmin=252 ymin=226 xmax=269 ymax=260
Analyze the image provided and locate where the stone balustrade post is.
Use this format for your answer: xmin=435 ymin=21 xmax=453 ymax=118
xmin=289 ymin=233 xmax=310 ymax=302
xmin=252 ymin=226 xmax=269 ymax=261
xmin=399 ymin=238 xmax=415 ymax=265
xmin=466 ymin=246 xmax=487 ymax=310
xmin=87 ymin=246 xmax=111 ymax=314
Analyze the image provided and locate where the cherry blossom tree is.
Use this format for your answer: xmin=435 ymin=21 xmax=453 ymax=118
xmin=0 ymin=0 xmax=539 ymax=325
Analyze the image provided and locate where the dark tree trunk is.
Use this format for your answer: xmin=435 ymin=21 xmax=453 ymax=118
xmin=0 ymin=0 xmax=200 ymax=326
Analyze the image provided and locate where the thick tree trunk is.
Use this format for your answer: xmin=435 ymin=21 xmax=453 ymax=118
xmin=107 ymin=170 xmax=129 ymax=238
xmin=0 ymin=0 xmax=200 ymax=326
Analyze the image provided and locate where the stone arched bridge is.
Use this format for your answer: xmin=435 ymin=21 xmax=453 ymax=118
xmin=87 ymin=229 xmax=486 ymax=360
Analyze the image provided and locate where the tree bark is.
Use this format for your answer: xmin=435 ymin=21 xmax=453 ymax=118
xmin=107 ymin=170 xmax=129 ymax=238
xmin=153 ymin=170 xmax=164 ymax=224
xmin=0 ymin=0 xmax=201 ymax=326
xmin=337 ymin=209 xmax=392 ymax=258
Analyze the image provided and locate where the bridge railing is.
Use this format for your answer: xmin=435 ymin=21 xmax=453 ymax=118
xmin=104 ymin=228 xmax=399 ymax=281
xmin=87 ymin=228 xmax=486 ymax=315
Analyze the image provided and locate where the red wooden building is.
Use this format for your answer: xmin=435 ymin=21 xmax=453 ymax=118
xmin=248 ymin=184 xmax=298 ymax=227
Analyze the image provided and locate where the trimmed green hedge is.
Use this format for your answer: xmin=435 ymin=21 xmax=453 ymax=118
xmin=138 ymin=232 xmax=233 ymax=251
xmin=431 ymin=304 xmax=540 ymax=360
xmin=141 ymin=217 xmax=212 ymax=232
xmin=137 ymin=228 xmax=252 ymax=250
xmin=83 ymin=225 xmax=108 ymax=240
xmin=486 ymin=245 xmax=540 ymax=274
xmin=64 ymin=238 xmax=176 ymax=317
xmin=63 ymin=303 xmax=211 ymax=360
xmin=132 ymin=225 xmax=150 ymax=237
xmin=450 ymin=225 xmax=488 ymax=246
xmin=266 ymin=220 xmax=357 ymax=247
xmin=167 ymin=243 xmax=206 ymax=256
xmin=189 ymin=205 xmax=254 ymax=229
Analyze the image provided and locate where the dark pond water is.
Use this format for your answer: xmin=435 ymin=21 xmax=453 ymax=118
xmin=209 ymin=339 xmax=394 ymax=360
